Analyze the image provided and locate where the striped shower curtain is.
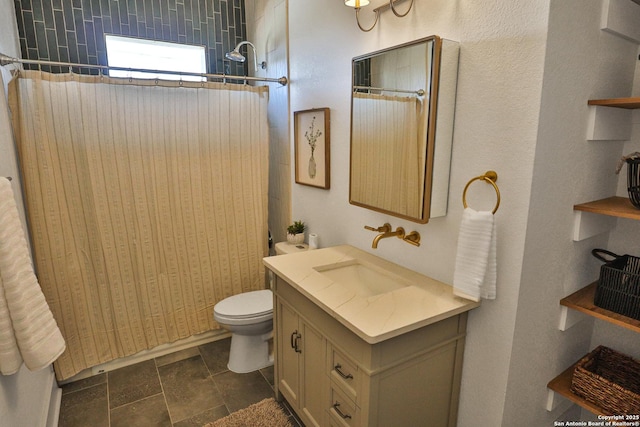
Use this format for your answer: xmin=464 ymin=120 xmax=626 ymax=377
xmin=350 ymin=92 xmax=423 ymax=218
xmin=8 ymin=70 xmax=269 ymax=380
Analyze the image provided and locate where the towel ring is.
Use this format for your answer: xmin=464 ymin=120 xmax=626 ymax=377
xmin=462 ymin=170 xmax=500 ymax=214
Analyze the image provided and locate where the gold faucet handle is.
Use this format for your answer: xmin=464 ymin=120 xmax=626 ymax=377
xmin=364 ymin=223 xmax=392 ymax=233
xmin=403 ymin=231 xmax=421 ymax=247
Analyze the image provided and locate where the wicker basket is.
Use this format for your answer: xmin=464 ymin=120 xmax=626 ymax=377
xmin=627 ymin=157 xmax=640 ymax=209
xmin=592 ymin=249 xmax=640 ymax=321
xmin=570 ymin=346 xmax=640 ymax=415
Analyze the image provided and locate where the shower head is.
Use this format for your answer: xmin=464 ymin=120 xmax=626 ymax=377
xmin=225 ymin=41 xmax=266 ymax=71
xmin=225 ymin=49 xmax=246 ymax=63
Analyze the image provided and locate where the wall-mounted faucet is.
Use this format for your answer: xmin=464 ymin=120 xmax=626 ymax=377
xmin=364 ymin=223 xmax=421 ymax=248
xmin=371 ymin=227 xmax=405 ymax=248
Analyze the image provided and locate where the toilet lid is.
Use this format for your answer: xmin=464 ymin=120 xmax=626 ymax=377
xmin=214 ymin=289 xmax=273 ymax=318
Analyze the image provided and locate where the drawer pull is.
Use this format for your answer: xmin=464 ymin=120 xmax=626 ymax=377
xmin=333 ymin=402 xmax=352 ymax=420
xmin=334 ymin=364 xmax=353 ymax=380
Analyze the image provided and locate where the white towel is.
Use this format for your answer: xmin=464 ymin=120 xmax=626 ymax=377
xmin=452 ymin=208 xmax=497 ymax=302
xmin=0 ymin=177 xmax=65 ymax=374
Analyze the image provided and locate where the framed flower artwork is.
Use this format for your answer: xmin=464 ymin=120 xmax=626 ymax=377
xmin=294 ymin=108 xmax=330 ymax=189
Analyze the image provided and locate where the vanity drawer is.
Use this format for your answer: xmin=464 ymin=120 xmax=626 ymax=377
xmin=328 ymin=346 xmax=361 ymax=402
xmin=327 ymin=384 xmax=361 ymax=427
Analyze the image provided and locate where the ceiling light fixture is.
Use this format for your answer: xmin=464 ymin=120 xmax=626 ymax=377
xmin=345 ymin=0 xmax=415 ymax=32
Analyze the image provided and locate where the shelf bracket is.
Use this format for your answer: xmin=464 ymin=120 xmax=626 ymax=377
xmin=572 ymin=210 xmax=616 ymax=241
xmin=558 ymin=305 xmax=589 ymax=331
xmin=601 ymin=0 xmax=640 ymax=44
xmin=546 ymin=388 xmax=574 ymax=413
xmin=586 ymin=105 xmax=631 ymax=141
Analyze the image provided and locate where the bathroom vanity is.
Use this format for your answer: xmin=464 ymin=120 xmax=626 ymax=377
xmin=263 ymin=245 xmax=479 ymax=427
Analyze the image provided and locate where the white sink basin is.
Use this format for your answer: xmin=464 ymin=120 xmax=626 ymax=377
xmin=314 ymin=259 xmax=412 ymax=297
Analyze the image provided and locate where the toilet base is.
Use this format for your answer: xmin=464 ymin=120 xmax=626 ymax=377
xmin=227 ymin=331 xmax=273 ymax=373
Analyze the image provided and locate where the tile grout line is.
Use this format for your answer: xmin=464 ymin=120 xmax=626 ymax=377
xmin=197 ymin=344 xmax=233 ymax=419
xmin=153 ymin=356 xmax=175 ymax=426
xmin=63 ymin=339 xmax=280 ymax=426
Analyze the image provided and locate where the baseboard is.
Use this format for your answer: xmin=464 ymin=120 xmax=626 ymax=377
xmin=46 ymin=376 xmax=62 ymax=427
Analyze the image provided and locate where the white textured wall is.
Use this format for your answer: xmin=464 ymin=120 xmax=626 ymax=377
xmin=0 ymin=0 xmax=18 ymax=58
xmin=288 ymin=0 xmax=640 ymax=424
xmin=246 ymin=0 xmax=291 ymax=245
xmin=288 ymin=0 xmax=549 ymax=425
xmin=588 ymin=0 xmax=640 ymax=417
xmin=0 ymin=0 xmax=20 ymax=187
xmin=503 ymin=0 xmax=639 ymax=424
xmin=0 ymin=1 xmax=59 ymax=426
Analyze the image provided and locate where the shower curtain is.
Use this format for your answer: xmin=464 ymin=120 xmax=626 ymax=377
xmin=351 ymin=92 xmax=422 ymax=218
xmin=8 ymin=70 xmax=269 ymax=380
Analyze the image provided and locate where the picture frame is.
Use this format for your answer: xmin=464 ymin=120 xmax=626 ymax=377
xmin=294 ymin=108 xmax=330 ymax=189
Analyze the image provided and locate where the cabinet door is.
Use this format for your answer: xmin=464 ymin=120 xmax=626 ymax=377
xmin=300 ymin=320 xmax=326 ymax=427
xmin=277 ymin=299 xmax=300 ymax=406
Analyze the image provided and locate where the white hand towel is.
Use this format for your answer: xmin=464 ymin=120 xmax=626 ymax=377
xmin=0 ymin=177 xmax=66 ymax=373
xmin=453 ymin=207 xmax=497 ymax=302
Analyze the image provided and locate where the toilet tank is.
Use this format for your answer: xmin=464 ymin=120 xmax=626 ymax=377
xmin=275 ymin=241 xmax=309 ymax=255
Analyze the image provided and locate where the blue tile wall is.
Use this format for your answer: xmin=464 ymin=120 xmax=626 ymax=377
xmin=353 ymin=58 xmax=371 ymax=92
xmin=13 ymin=0 xmax=247 ymax=76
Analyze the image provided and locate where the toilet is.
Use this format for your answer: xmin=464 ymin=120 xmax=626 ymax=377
xmin=213 ymin=289 xmax=274 ymax=373
xmin=213 ymin=241 xmax=309 ymax=373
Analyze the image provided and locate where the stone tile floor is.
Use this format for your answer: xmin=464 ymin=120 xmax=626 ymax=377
xmin=58 ymin=337 xmax=301 ymax=427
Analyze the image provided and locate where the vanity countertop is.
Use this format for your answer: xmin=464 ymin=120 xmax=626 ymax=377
xmin=263 ymin=244 xmax=480 ymax=344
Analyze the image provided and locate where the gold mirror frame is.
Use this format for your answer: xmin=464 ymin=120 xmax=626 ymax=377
xmin=348 ymin=35 xmax=459 ymax=223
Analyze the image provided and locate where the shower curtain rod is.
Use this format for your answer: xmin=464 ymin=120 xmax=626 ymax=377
xmin=354 ymin=85 xmax=424 ymax=96
xmin=0 ymin=53 xmax=288 ymax=86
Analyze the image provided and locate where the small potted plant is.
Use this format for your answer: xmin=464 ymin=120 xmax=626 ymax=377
xmin=287 ymin=220 xmax=306 ymax=244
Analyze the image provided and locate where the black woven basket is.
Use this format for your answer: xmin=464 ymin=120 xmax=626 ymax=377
xmin=592 ymin=249 xmax=640 ymax=321
xmin=627 ymin=157 xmax=640 ymax=209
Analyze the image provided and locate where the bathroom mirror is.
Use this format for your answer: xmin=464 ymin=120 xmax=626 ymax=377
xmin=349 ymin=35 xmax=459 ymax=223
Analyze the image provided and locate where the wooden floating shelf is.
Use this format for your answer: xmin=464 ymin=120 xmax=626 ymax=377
xmin=560 ymin=282 xmax=640 ymax=334
xmin=574 ymin=196 xmax=640 ymax=221
xmin=588 ymin=97 xmax=640 ymax=109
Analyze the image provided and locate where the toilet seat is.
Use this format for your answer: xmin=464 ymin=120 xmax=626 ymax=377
xmin=213 ymin=289 xmax=273 ymax=325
